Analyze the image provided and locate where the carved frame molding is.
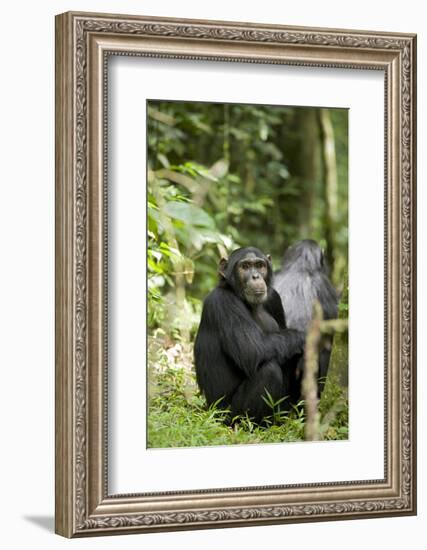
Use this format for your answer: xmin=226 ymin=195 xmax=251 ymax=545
xmin=55 ymin=11 xmax=416 ymax=537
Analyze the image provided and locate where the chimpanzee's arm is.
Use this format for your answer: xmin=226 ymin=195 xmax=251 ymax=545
xmin=264 ymin=288 xmax=305 ymax=362
xmin=204 ymin=288 xmax=304 ymax=378
xmin=201 ymin=288 xmax=265 ymax=377
xmin=265 ymin=288 xmax=287 ymax=328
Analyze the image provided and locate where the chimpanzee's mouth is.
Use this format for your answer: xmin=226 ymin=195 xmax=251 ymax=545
xmin=246 ymin=288 xmax=266 ymax=296
xmin=245 ymin=289 xmax=267 ymax=303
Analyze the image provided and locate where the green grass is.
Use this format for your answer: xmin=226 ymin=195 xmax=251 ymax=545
xmin=147 ymin=344 xmax=348 ymax=448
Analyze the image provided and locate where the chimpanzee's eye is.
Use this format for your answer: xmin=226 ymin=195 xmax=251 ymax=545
xmin=255 ymin=261 xmax=265 ymax=270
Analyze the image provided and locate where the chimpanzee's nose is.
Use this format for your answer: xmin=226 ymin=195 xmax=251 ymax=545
xmin=252 ymin=272 xmax=260 ymax=280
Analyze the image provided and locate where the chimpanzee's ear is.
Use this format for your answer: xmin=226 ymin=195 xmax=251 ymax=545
xmin=266 ymin=254 xmax=272 ymax=264
xmin=218 ymin=257 xmax=228 ymax=278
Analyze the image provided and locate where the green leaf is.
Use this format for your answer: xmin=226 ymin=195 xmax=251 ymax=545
xmin=184 ymin=227 xmax=225 ymax=251
xmin=159 ymin=242 xmax=182 ymax=260
xmin=157 ymin=153 xmax=170 ymax=168
xmin=163 ymin=202 xmax=215 ymax=229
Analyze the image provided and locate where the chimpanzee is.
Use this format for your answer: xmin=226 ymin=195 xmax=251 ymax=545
xmin=274 ymin=239 xmax=338 ymax=403
xmin=194 ymin=247 xmax=304 ymax=423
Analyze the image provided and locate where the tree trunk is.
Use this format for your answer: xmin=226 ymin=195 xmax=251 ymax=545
xmin=328 ymin=275 xmax=349 ymax=388
xmin=318 ymin=108 xmax=338 ymax=274
xmin=296 ymin=109 xmax=322 ymax=237
xmin=277 ymin=109 xmax=321 ymax=241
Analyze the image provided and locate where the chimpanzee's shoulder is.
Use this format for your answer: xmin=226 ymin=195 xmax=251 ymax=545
xmin=265 ymin=287 xmax=287 ymax=329
xmin=203 ymin=286 xmax=235 ymax=307
xmin=267 ymin=287 xmax=282 ymax=303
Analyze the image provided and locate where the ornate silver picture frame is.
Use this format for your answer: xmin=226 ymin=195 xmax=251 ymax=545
xmin=55 ymin=11 xmax=416 ymax=537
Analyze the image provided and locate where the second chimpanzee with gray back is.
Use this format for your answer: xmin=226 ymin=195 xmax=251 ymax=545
xmin=274 ymin=239 xmax=338 ymax=404
xmin=194 ymin=247 xmax=304 ymax=423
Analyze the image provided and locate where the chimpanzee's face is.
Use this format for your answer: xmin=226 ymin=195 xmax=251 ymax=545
xmin=236 ymin=252 xmax=269 ymax=305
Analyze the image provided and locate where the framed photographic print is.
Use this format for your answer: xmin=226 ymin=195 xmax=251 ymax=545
xmin=55 ymin=11 xmax=417 ymax=537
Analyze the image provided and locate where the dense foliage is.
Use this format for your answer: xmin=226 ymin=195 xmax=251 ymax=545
xmin=147 ymin=100 xmax=349 ymax=447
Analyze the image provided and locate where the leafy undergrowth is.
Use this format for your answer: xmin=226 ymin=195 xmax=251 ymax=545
xmin=147 ymin=338 xmax=348 ymax=449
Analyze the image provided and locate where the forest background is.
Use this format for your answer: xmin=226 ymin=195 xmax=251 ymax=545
xmin=147 ymin=100 xmax=349 ymax=448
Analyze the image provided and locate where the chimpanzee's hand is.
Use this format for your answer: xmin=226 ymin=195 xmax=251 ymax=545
xmin=272 ymin=328 xmax=305 ymax=362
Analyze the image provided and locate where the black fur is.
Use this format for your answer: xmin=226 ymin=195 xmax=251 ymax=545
xmin=194 ymin=247 xmax=304 ymax=423
xmin=274 ymin=239 xmax=339 ymax=403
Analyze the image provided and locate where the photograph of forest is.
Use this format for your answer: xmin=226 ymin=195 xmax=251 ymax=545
xmin=147 ymin=100 xmax=348 ymax=448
